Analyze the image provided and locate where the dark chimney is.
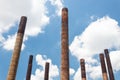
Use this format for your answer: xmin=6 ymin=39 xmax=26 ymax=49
xmin=99 ymin=53 xmax=108 ymax=80
xmin=44 ymin=62 xmax=50 ymax=80
xmin=26 ymin=55 xmax=33 ymax=80
xmin=80 ymin=59 xmax=86 ymax=80
xmin=104 ymin=49 xmax=114 ymax=80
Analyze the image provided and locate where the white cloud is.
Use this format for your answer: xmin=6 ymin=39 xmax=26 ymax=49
xmin=110 ymin=51 xmax=120 ymax=72
xmin=0 ymin=34 xmax=5 ymax=43
xmin=31 ymin=69 xmax=44 ymax=80
xmin=74 ymin=63 xmax=102 ymax=80
xmin=70 ymin=16 xmax=120 ymax=79
xmin=2 ymin=34 xmax=17 ymax=50
xmin=86 ymin=64 xmax=102 ymax=80
xmin=0 ymin=0 xmax=64 ymax=50
xmin=74 ymin=68 xmax=81 ymax=80
xmin=70 ymin=16 xmax=120 ymax=59
xmin=31 ymin=54 xmax=59 ymax=80
xmin=0 ymin=0 xmax=50 ymax=37
xmin=2 ymin=33 xmax=28 ymax=51
xmin=49 ymin=0 xmax=64 ymax=16
xmin=70 ymin=68 xmax=75 ymax=75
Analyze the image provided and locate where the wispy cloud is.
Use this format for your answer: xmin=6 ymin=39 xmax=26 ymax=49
xmin=49 ymin=0 xmax=64 ymax=16
xmin=70 ymin=16 xmax=120 ymax=79
xmin=0 ymin=0 xmax=64 ymax=50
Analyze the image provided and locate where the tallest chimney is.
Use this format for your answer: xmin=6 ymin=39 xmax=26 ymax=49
xmin=7 ymin=16 xmax=27 ymax=80
xmin=61 ymin=8 xmax=69 ymax=80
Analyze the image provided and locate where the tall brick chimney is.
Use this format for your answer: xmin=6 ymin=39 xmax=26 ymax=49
xmin=7 ymin=16 xmax=27 ymax=80
xmin=61 ymin=7 xmax=69 ymax=80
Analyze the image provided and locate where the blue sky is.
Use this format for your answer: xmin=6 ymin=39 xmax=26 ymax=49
xmin=0 ymin=0 xmax=120 ymax=80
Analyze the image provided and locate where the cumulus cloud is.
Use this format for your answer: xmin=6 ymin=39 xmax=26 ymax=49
xmin=70 ymin=16 xmax=120 ymax=59
xmin=110 ymin=51 xmax=120 ymax=72
xmin=70 ymin=16 xmax=120 ymax=79
xmin=31 ymin=54 xmax=59 ymax=80
xmin=0 ymin=0 xmax=64 ymax=50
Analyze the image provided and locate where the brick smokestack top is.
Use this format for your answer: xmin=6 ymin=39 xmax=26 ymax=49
xmin=44 ymin=62 xmax=50 ymax=80
xmin=99 ymin=54 xmax=108 ymax=80
xmin=26 ymin=55 xmax=33 ymax=80
xmin=7 ymin=16 xmax=27 ymax=80
xmin=61 ymin=7 xmax=69 ymax=80
xmin=62 ymin=8 xmax=68 ymax=24
xmin=18 ymin=16 xmax=27 ymax=34
xmin=80 ymin=59 xmax=86 ymax=80
xmin=104 ymin=49 xmax=114 ymax=80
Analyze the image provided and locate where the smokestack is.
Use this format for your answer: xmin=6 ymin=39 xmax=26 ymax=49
xmin=26 ymin=55 xmax=33 ymax=80
xmin=80 ymin=59 xmax=86 ymax=80
xmin=104 ymin=49 xmax=114 ymax=80
xmin=7 ymin=16 xmax=27 ymax=80
xmin=44 ymin=62 xmax=50 ymax=80
xmin=99 ymin=54 xmax=108 ymax=80
xmin=61 ymin=7 xmax=69 ymax=80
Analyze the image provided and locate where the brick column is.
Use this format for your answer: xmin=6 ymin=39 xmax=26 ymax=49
xmin=7 ymin=16 xmax=27 ymax=80
xmin=26 ymin=55 xmax=33 ymax=80
xmin=99 ymin=54 xmax=108 ymax=80
xmin=80 ymin=59 xmax=86 ymax=80
xmin=104 ymin=49 xmax=114 ymax=80
xmin=44 ymin=62 xmax=50 ymax=80
xmin=61 ymin=7 xmax=69 ymax=80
